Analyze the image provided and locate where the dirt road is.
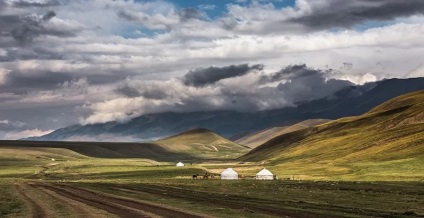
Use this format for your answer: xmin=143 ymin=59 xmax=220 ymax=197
xmin=108 ymin=184 xmax=313 ymax=218
xmin=15 ymin=182 xmax=203 ymax=218
xmin=15 ymin=184 xmax=47 ymax=218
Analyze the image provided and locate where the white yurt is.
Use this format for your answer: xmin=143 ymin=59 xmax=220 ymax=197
xmin=256 ymin=168 xmax=274 ymax=180
xmin=176 ymin=162 xmax=184 ymax=167
xmin=220 ymin=168 xmax=239 ymax=180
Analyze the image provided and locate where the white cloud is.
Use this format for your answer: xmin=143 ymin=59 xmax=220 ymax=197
xmin=336 ymin=73 xmax=378 ymax=85
xmin=1 ymin=0 xmax=424 ymax=130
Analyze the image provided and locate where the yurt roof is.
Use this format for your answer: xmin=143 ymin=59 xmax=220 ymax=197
xmin=256 ymin=168 xmax=273 ymax=176
xmin=221 ymin=168 xmax=238 ymax=175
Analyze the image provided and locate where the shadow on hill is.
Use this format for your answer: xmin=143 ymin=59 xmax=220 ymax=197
xmin=0 ymin=140 xmax=199 ymax=162
xmin=239 ymin=90 xmax=424 ymax=162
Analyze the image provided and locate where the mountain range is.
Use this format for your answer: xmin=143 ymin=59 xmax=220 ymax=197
xmin=6 ymin=89 xmax=424 ymax=180
xmin=29 ymin=77 xmax=424 ymax=142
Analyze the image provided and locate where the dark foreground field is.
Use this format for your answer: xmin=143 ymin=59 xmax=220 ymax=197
xmin=1 ymin=142 xmax=423 ymax=217
xmin=2 ymin=180 xmax=423 ymax=218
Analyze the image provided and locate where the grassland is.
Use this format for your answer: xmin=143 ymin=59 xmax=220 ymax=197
xmin=0 ymin=146 xmax=423 ymax=217
xmin=1 ymin=91 xmax=424 ymax=217
xmin=1 ymin=140 xmax=424 ymax=217
xmin=241 ymin=90 xmax=424 ymax=181
xmin=236 ymin=119 xmax=331 ymax=148
xmin=156 ymin=128 xmax=251 ymax=159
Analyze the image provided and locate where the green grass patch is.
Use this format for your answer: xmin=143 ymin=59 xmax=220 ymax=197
xmin=0 ymin=184 xmax=25 ymax=217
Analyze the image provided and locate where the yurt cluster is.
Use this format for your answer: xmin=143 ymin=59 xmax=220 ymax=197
xmin=176 ymin=162 xmax=276 ymax=180
xmin=221 ymin=167 xmax=276 ymax=180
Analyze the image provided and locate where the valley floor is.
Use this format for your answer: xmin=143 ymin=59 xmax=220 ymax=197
xmin=1 ymin=145 xmax=423 ymax=217
xmin=2 ymin=179 xmax=424 ymax=217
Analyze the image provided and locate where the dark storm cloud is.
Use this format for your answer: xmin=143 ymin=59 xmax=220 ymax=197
xmin=178 ymin=8 xmax=204 ymax=21
xmin=78 ymin=62 xmax=368 ymax=125
xmin=116 ymin=85 xmax=169 ymax=100
xmin=182 ymin=64 xmax=264 ymax=87
xmin=289 ymin=0 xmax=424 ymax=30
xmin=0 ymin=71 xmax=75 ymax=94
xmin=0 ymin=47 xmax=65 ymax=62
xmin=12 ymin=0 xmax=61 ymax=8
xmin=0 ymin=67 xmax=131 ymax=94
xmin=258 ymin=64 xmax=353 ymax=102
xmin=112 ymin=64 xmax=353 ymax=117
xmin=277 ymin=70 xmax=353 ymax=102
xmin=259 ymin=64 xmax=313 ymax=83
xmin=42 ymin=11 xmax=56 ymax=21
xmin=11 ymin=11 xmax=56 ymax=43
xmin=0 ymin=15 xmax=22 ymax=30
xmin=115 ymin=86 xmax=140 ymax=98
xmin=0 ymin=10 xmax=77 ymax=45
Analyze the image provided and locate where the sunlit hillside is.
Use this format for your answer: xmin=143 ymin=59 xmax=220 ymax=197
xmin=236 ymin=119 xmax=330 ymax=148
xmin=156 ymin=128 xmax=250 ymax=159
xmin=241 ymin=90 xmax=424 ymax=181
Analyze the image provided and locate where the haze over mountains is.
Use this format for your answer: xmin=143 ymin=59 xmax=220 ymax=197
xmin=29 ymin=77 xmax=424 ymax=142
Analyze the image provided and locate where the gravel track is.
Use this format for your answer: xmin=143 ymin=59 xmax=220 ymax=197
xmin=15 ymin=184 xmax=47 ymax=218
xmin=33 ymin=182 xmax=203 ymax=218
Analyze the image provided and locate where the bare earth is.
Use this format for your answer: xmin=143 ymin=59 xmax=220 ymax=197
xmin=15 ymin=182 xmax=203 ymax=218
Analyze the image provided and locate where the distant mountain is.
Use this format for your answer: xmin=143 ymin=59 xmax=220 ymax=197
xmin=239 ymin=90 xmax=424 ymax=180
xmin=235 ymin=119 xmax=330 ymax=148
xmin=156 ymin=128 xmax=250 ymax=159
xmin=3 ymin=128 xmax=247 ymax=161
xmin=31 ymin=77 xmax=424 ymax=142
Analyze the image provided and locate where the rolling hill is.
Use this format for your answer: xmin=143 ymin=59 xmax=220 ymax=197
xmin=0 ymin=140 xmax=192 ymax=161
xmin=1 ymin=128 xmax=249 ymax=161
xmin=240 ymin=90 xmax=424 ymax=181
xmin=156 ymin=128 xmax=250 ymax=159
xmin=31 ymin=77 xmax=424 ymax=141
xmin=235 ymin=119 xmax=330 ymax=148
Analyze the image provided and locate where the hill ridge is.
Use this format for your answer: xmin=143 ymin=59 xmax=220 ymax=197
xmin=239 ymin=90 xmax=424 ymax=180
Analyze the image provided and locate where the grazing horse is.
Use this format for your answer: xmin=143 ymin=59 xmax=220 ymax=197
xmin=203 ymin=173 xmax=209 ymax=179
xmin=192 ymin=174 xmax=199 ymax=179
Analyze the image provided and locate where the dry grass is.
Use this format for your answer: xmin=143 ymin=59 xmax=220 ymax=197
xmin=156 ymin=128 xmax=250 ymax=159
xmin=241 ymin=90 xmax=424 ymax=181
xmin=236 ymin=119 xmax=330 ymax=148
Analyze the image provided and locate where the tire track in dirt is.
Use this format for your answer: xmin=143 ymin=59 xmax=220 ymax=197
xmin=15 ymin=184 xmax=47 ymax=218
xmin=110 ymin=184 xmax=319 ymax=218
xmin=35 ymin=183 xmax=149 ymax=218
xmin=29 ymin=183 xmax=115 ymax=218
xmin=35 ymin=183 xmax=202 ymax=218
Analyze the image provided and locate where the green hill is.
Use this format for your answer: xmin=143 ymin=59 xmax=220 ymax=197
xmin=0 ymin=140 xmax=195 ymax=161
xmin=0 ymin=128 xmax=250 ymax=162
xmin=240 ymin=90 xmax=424 ymax=181
xmin=235 ymin=119 xmax=330 ymax=148
xmin=156 ymin=128 xmax=250 ymax=159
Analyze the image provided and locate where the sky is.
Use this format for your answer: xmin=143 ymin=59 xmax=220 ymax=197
xmin=1 ymin=0 xmax=424 ymax=139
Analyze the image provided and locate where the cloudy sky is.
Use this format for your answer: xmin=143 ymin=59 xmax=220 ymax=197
xmin=0 ymin=0 xmax=424 ymax=139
